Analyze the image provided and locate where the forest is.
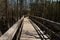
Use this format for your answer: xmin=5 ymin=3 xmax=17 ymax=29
xmin=0 ymin=0 xmax=60 ymax=37
xmin=30 ymin=0 xmax=60 ymax=22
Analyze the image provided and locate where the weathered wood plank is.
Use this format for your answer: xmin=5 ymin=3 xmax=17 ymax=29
xmin=0 ymin=16 xmax=24 ymax=40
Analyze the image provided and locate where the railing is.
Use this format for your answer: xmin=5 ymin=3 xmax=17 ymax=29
xmin=29 ymin=19 xmax=50 ymax=40
xmin=29 ymin=16 xmax=60 ymax=40
xmin=0 ymin=16 xmax=24 ymax=40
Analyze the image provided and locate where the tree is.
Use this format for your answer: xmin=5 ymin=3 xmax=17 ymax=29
xmin=19 ymin=0 xmax=23 ymax=17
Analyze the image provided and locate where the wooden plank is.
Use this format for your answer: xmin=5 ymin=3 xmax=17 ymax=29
xmin=30 ymin=16 xmax=60 ymax=25
xmin=20 ymin=17 xmax=40 ymax=40
xmin=0 ymin=16 xmax=24 ymax=40
xmin=29 ymin=19 xmax=49 ymax=40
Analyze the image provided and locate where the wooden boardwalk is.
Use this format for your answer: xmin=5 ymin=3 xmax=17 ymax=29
xmin=20 ymin=17 xmax=40 ymax=40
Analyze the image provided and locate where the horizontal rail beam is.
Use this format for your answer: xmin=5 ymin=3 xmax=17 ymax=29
xmin=30 ymin=16 xmax=60 ymax=32
xmin=29 ymin=19 xmax=49 ymax=40
xmin=29 ymin=16 xmax=60 ymax=40
xmin=0 ymin=16 xmax=24 ymax=40
xmin=30 ymin=16 xmax=60 ymax=25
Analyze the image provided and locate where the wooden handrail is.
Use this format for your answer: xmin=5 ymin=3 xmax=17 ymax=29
xmin=29 ymin=16 xmax=60 ymax=39
xmin=0 ymin=16 xmax=24 ymax=40
xmin=30 ymin=16 xmax=60 ymax=25
xmin=29 ymin=19 xmax=49 ymax=40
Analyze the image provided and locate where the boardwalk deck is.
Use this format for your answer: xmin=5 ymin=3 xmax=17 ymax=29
xmin=20 ymin=17 xmax=40 ymax=40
